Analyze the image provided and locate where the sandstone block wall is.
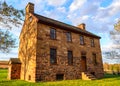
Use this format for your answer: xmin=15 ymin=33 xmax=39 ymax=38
xmin=18 ymin=2 xmax=104 ymax=82
xmin=18 ymin=13 xmax=37 ymax=82
xmin=8 ymin=64 xmax=21 ymax=79
xmin=35 ymin=23 xmax=104 ymax=81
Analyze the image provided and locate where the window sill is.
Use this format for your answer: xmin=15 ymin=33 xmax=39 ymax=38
xmin=50 ymin=38 xmax=57 ymax=40
xmin=50 ymin=63 xmax=58 ymax=65
xmin=67 ymin=41 xmax=72 ymax=43
xmin=80 ymin=43 xmax=85 ymax=45
xmin=67 ymin=64 xmax=73 ymax=66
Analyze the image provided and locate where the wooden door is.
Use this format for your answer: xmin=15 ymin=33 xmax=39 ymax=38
xmin=81 ymin=56 xmax=87 ymax=72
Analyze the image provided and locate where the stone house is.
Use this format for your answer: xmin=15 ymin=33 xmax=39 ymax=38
xmin=8 ymin=2 xmax=104 ymax=82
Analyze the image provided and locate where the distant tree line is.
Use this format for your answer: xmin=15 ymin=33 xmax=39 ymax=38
xmin=103 ymin=63 xmax=120 ymax=75
xmin=104 ymin=19 xmax=120 ymax=63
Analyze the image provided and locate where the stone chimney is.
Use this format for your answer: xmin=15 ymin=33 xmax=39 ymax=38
xmin=77 ymin=23 xmax=86 ymax=30
xmin=26 ymin=2 xmax=34 ymax=14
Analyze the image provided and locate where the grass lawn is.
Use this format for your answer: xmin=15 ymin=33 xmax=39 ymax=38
xmin=0 ymin=69 xmax=120 ymax=86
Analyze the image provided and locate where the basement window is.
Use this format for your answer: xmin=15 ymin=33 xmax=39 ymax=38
xmin=56 ymin=74 xmax=64 ymax=80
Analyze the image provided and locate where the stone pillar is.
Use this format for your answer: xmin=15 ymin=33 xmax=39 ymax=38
xmin=26 ymin=2 xmax=34 ymax=14
xmin=25 ymin=2 xmax=34 ymax=24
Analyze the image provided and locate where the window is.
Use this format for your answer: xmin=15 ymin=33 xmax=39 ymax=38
xmin=92 ymin=53 xmax=97 ymax=65
xmin=29 ymin=16 xmax=32 ymax=22
xmin=80 ymin=36 xmax=84 ymax=45
xmin=56 ymin=74 xmax=64 ymax=80
xmin=50 ymin=48 xmax=57 ymax=64
xmin=28 ymin=75 xmax=31 ymax=80
xmin=91 ymin=39 xmax=95 ymax=47
xmin=66 ymin=32 xmax=72 ymax=42
xmin=50 ymin=28 xmax=56 ymax=39
xmin=68 ymin=50 xmax=73 ymax=65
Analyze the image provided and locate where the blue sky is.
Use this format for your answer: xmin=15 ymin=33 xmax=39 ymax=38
xmin=0 ymin=0 xmax=120 ymax=63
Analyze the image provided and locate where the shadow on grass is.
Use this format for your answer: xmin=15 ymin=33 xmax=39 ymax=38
xmin=0 ymin=80 xmax=13 ymax=83
xmin=104 ymin=74 xmax=120 ymax=79
xmin=0 ymin=80 xmax=17 ymax=85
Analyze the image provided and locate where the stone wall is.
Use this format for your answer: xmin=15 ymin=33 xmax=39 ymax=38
xmin=18 ymin=2 xmax=103 ymax=82
xmin=18 ymin=13 xmax=37 ymax=82
xmin=8 ymin=64 xmax=21 ymax=79
xmin=35 ymin=23 xmax=104 ymax=81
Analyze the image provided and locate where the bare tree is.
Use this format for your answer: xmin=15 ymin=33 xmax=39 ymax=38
xmin=105 ymin=19 xmax=120 ymax=63
xmin=0 ymin=1 xmax=24 ymax=53
xmin=0 ymin=1 xmax=24 ymax=29
xmin=114 ymin=20 xmax=120 ymax=32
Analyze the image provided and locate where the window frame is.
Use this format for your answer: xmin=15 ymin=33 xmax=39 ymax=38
xmin=50 ymin=28 xmax=56 ymax=39
xmin=56 ymin=74 xmax=64 ymax=80
xmin=67 ymin=50 xmax=73 ymax=65
xmin=66 ymin=32 xmax=72 ymax=42
xmin=91 ymin=38 xmax=95 ymax=47
xmin=50 ymin=48 xmax=57 ymax=64
xmin=80 ymin=35 xmax=84 ymax=45
xmin=92 ymin=53 xmax=97 ymax=65
xmin=29 ymin=16 xmax=33 ymax=22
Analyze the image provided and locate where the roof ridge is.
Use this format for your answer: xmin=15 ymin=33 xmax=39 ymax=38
xmin=33 ymin=13 xmax=100 ymax=38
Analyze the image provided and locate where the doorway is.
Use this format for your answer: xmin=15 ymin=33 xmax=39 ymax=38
xmin=81 ymin=56 xmax=87 ymax=72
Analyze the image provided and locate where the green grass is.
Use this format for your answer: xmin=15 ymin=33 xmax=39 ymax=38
xmin=0 ymin=69 xmax=8 ymax=80
xmin=0 ymin=69 xmax=120 ymax=86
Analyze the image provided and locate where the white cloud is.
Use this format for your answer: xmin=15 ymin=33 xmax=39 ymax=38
xmin=93 ymin=0 xmax=120 ymax=22
xmin=102 ymin=44 xmax=113 ymax=52
xmin=108 ymin=0 xmax=120 ymax=16
xmin=69 ymin=0 xmax=87 ymax=12
xmin=47 ymin=0 xmax=66 ymax=6
xmin=0 ymin=48 xmax=18 ymax=61
xmin=68 ymin=15 xmax=89 ymax=25
xmin=81 ymin=15 xmax=89 ymax=21
xmin=57 ymin=7 xmax=66 ymax=13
